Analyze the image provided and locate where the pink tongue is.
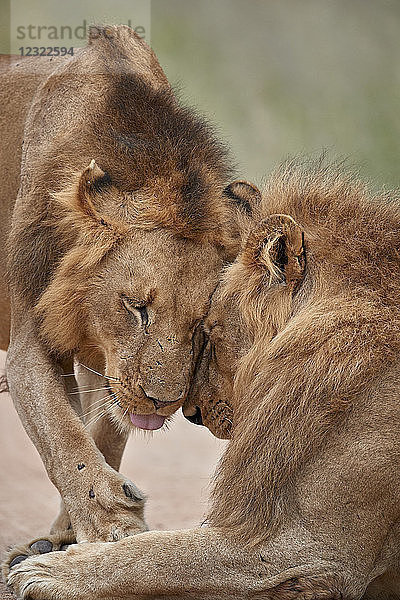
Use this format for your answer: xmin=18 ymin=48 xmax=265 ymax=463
xmin=130 ymin=413 xmax=166 ymax=431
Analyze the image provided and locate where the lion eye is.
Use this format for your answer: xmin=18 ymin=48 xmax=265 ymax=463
xmin=137 ymin=305 xmax=149 ymax=327
xmin=121 ymin=296 xmax=149 ymax=327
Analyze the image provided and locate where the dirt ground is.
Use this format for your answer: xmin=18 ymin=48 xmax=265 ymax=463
xmin=0 ymin=349 xmax=227 ymax=599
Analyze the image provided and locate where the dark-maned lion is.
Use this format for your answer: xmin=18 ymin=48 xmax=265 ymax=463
xmin=0 ymin=24 xmax=256 ymax=560
xmin=8 ymin=158 xmax=400 ymax=599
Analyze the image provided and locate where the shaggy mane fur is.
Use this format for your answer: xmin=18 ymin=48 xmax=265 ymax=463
xmin=39 ymin=72 xmax=234 ymax=237
xmin=209 ymin=158 xmax=400 ymax=545
xmin=8 ymin=26 xmax=235 ymax=330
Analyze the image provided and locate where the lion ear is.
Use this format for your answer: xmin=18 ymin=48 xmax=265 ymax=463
xmin=76 ymin=159 xmax=112 ymax=219
xmin=224 ymin=180 xmax=262 ymax=252
xmin=223 ymin=180 xmax=261 ymax=216
xmin=254 ymin=214 xmax=305 ymax=286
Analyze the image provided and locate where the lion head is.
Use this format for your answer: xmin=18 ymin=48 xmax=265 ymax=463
xmin=7 ymin=26 xmax=258 ymax=432
xmin=183 ymin=180 xmax=261 ymax=438
xmin=33 ymin=164 xmax=243 ymax=433
xmin=186 ymin=157 xmax=400 ymax=548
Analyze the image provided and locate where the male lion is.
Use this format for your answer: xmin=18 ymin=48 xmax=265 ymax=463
xmin=0 ymin=25 xmax=256 ymax=561
xmin=7 ymin=159 xmax=400 ymax=599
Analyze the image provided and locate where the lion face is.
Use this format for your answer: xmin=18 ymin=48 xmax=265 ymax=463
xmin=183 ymin=292 xmax=247 ymax=439
xmin=182 ymin=181 xmax=264 ymax=439
xmin=184 ymin=212 xmax=306 ymax=439
xmin=35 ymin=162 xmax=263 ymax=432
xmin=84 ymin=228 xmax=223 ymax=431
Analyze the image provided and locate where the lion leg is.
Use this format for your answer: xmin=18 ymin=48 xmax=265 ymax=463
xmin=51 ymin=365 xmax=132 ymax=538
xmin=56 ymin=364 xmax=135 ymax=532
xmin=5 ymin=318 xmax=146 ymax=559
xmin=50 ymin=364 xmax=132 ymax=535
xmin=48 ymin=359 xmax=81 ymax=540
xmin=51 ymin=365 xmax=136 ymax=536
xmin=4 ymin=358 xmax=143 ymax=578
xmin=6 ymin=527 xmax=263 ymax=600
xmin=6 ymin=527 xmax=362 ymax=600
xmin=3 ymin=359 xmax=80 ymax=577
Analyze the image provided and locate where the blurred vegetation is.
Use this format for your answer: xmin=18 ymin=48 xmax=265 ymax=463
xmin=2 ymin=0 xmax=399 ymax=187
xmin=151 ymin=0 xmax=400 ymax=188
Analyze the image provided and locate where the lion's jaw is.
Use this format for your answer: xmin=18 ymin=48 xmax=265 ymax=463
xmin=105 ymin=350 xmax=192 ymax=432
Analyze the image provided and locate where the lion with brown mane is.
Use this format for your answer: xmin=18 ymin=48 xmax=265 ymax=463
xmin=0 ymin=24 xmax=259 ymax=565
xmin=7 ymin=158 xmax=400 ymax=599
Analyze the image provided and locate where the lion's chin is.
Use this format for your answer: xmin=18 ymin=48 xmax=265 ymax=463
xmin=129 ymin=413 xmax=166 ymax=431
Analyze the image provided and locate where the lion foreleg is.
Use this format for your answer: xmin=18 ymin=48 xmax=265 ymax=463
xmin=7 ymin=527 xmax=264 ymax=600
xmin=6 ymin=525 xmax=365 ymax=600
xmin=75 ymin=365 xmax=129 ymax=472
xmin=50 ymin=364 xmax=133 ymax=539
xmin=6 ymin=317 xmax=146 ymax=545
xmin=3 ymin=351 xmax=142 ymax=581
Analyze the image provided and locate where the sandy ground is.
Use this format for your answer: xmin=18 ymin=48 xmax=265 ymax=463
xmin=0 ymin=350 xmax=227 ymax=599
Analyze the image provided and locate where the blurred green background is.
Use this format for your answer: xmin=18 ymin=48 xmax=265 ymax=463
xmin=2 ymin=0 xmax=399 ymax=188
xmin=151 ymin=0 xmax=400 ymax=189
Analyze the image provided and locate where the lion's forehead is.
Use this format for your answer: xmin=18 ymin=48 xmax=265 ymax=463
xmin=107 ymin=231 xmax=223 ymax=283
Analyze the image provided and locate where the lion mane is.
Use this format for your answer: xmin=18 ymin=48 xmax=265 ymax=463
xmin=208 ymin=157 xmax=400 ymax=545
xmin=4 ymin=25 xmax=238 ymax=355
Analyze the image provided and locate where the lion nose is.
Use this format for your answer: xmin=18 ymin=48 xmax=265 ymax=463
xmin=140 ymin=385 xmax=184 ymax=408
xmin=152 ymin=397 xmax=174 ymax=409
xmin=183 ymin=406 xmax=204 ymax=426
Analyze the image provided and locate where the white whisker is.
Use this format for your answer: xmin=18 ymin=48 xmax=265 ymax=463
xmin=80 ymin=395 xmax=116 ymax=420
xmin=83 ymin=407 xmax=110 ymax=428
xmin=78 ymin=393 xmax=115 ymax=409
xmin=81 ymin=403 xmax=112 ymax=421
xmin=118 ymin=405 xmax=130 ymax=428
xmin=78 ymin=363 xmax=120 ymax=382
xmin=84 ymin=399 xmax=119 ymax=429
xmin=69 ymin=387 xmax=109 ymax=395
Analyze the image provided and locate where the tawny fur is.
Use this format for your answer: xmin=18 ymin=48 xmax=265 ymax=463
xmin=7 ymin=158 xmax=400 ymax=599
xmin=209 ymin=157 xmax=400 ymax=545
xmin=0 ymin=25 xmax=253 ymax=559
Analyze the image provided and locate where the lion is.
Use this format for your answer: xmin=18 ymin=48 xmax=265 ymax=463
xmin=0 ymin=24 xmax=258 ymax=565
xmin=7 ymin=158 xmax=400 ymax=599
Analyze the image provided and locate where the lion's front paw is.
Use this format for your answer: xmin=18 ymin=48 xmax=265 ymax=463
xmin=7 ymin=551 xmax=75 ymax=600
xmin=7 ymin=543 xmax=108 ymax=600
xmin=2 ymin=530 xmax=76 ymax=583
xmin=69 ymin=470 xmax=148 ymax=542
